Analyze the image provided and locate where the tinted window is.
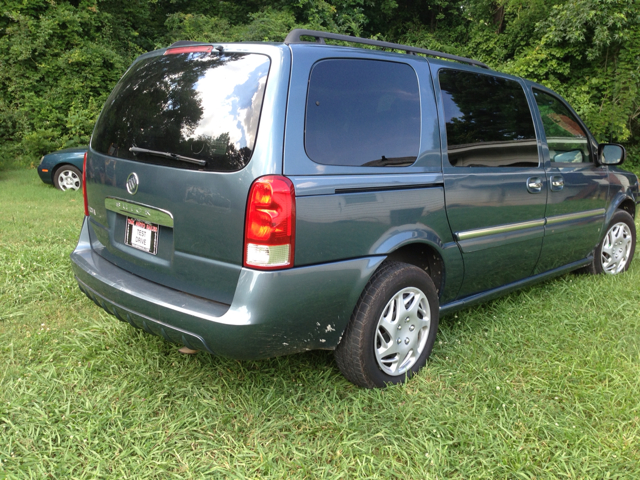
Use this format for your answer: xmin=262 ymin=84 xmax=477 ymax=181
xmin=533 ymin=89 xmax=591 ymax=163
xmin=305 ymin=59 xmax=420 ymax=167
xmin=439 ymin=69 xmax=538 ymax=167
xmin=92 ymin=52 xmax=270 ymax=172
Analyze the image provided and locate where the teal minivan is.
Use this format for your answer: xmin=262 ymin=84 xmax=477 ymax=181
xmin=71 ymin=30 xmax=638 ymax=388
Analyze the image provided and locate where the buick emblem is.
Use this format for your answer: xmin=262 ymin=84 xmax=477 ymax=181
xmin=126 ymin=172 xmax=139 ymax=195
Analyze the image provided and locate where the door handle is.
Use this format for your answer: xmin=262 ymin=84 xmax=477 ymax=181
xmin=550 ymin=175 xmax=564 ymax=191
xmin=527 ymin=176 xmax=543 ymax=193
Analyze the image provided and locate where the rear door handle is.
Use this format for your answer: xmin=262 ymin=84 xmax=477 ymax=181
xmin=527 ymin=176 xmax=543 ymax=193
xmin=550 ymin=175 xmax=564 ymax=191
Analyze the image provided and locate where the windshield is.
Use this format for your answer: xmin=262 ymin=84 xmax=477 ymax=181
xmin=92 ymin=51 xmax=271 ymax=172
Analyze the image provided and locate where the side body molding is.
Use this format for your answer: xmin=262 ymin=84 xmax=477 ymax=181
xmin=454 ymin=210 xmax=607 ymax=254
xmin=455 ymin=219 xmax=545 ymax=254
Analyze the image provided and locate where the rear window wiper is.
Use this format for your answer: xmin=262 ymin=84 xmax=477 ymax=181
xmin=362 ymin=156 xmax=416 ymax=167
xmin=129 ymin=147 xmax=206 ymax=166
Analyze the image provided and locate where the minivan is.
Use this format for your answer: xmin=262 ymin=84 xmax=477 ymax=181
xmin=71 ymin=29 xmax=638 ymax=387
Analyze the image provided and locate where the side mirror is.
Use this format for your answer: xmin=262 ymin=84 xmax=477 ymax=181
xmin=598 ymin=144 xmax=626 ymax=165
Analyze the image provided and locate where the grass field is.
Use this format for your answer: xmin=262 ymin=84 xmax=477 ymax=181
xmin=1 ymin=168 xmax=639 ymax=479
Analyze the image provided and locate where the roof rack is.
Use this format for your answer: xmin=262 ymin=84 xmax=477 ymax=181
xmin=284 ymin=29 xmax=489 ymax=69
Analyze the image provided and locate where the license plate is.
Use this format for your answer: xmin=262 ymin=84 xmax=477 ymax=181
xmin=124 ymin=217 xmax=159 ymax=255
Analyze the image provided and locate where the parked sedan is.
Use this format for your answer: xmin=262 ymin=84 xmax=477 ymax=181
xmin=37 ymin=146 xmax=87 ymax=191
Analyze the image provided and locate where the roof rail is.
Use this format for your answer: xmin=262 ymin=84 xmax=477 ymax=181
xmin=284 ymin=29 xmax=489 ymax=69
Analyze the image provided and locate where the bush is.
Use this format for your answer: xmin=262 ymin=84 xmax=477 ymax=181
xmin=0 ymin=2 xmax=139 ymax=169
xmin=1 ymin=0 xmax=638 ymax=171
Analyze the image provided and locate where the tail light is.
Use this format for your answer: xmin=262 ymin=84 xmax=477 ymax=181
xmin=164 ymin=46 xmax=213 ymax=55
xmin=82 ymin=151 xmax=89 ymax=216
xmin=244 ymin=176 xmax=295 ymax=270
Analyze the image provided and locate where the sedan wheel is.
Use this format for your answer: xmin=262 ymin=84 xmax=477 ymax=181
xmin=54 ymin=166 xmax=82 ymax=191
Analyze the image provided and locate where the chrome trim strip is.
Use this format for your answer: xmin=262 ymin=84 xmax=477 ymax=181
xmin=105 ymin=198 xmax=174 ymax=227
xmin=455 ymin=208 xmax=606 ymax=242
xmin=545 ymin=208 xmax=605 ymax=225
xmin=456 ymin=219 xmax=545 ymax=241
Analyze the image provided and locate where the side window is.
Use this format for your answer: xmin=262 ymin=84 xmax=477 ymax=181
xmin=533 ymin=89 xmax=591 ymax=163
xmin=305 ymin=59 xmax=420 ymax=167
xmin=439 ymin=69 xmax=538 ymax=168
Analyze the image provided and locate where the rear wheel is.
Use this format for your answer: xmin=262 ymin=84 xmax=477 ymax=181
xmin=54 ymin=165 xmax=82 ymax=191
xmin=335 ymin=262 xmax=439 ymax=388
xmin=583 ymin=210 xmax=636 ymax=275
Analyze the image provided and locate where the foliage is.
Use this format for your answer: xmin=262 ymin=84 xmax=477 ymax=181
xmin=503 ymin=0 xmax=640 ymax=146
xmin=1 ymin=0 xmax=639 ymax=170
xmin=0 ymin=1 xmax=138 ymax=169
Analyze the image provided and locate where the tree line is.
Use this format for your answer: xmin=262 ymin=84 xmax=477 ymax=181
xmin=1 ymin=0 xmax=638 ymax=170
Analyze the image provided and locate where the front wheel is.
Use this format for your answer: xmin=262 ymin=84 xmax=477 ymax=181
xmin=54 ymin=165 xmax=82 ymax=191
xmin=584 ymin=210 xmax=636 ymax=275
xmin=334 ymin=262 xmax=439 ymax=388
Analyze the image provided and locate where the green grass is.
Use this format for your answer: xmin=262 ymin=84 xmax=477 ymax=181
xmin=1 ymin=168 xmax=640 ymax=479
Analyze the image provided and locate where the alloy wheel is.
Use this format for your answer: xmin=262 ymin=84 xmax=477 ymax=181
xmin=57 ymin=169 xmax=81 ymax=191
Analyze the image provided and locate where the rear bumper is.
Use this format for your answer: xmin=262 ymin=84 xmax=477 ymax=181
xmin=71 ymin=217 xmax=384 ymax=360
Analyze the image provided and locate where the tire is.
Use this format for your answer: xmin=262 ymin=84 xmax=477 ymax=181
xmin=334 ymin=261 xmax=439 ymax=388
xmin=583 ymin=210 xmax=636 ymax=275
xmin=53 ymin=165 xmax=82 ymax=191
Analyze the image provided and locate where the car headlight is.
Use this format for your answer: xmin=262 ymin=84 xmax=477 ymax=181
xmin=39 ymin=155 xmax=45 ymax=165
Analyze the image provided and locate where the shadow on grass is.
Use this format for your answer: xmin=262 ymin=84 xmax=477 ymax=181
xmin=101 ymin=320 xmax=351 ymax=396
xmin=93 ymin=268 xmax=600 ymax=399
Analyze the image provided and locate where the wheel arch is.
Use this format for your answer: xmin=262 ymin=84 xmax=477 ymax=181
xmin=366 ymin=222 xmax=463 ymax=302
xmin=616 ymin=197 xmax=636 ymax=219
xmin=380 ymin=242 xmax=445 ymax=299
xmin=597 ymin=193 xmax=637 ymax=247
xmin=604 ymin=192 xmax=636 ymax=227
xmin=51 ymin=162 xmax=79 ymax=179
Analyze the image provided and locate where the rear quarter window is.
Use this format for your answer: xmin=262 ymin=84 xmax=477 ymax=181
xmin=304 ymin=59 xmax=421 ymax=167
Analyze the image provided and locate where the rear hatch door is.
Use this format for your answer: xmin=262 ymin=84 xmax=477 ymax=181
xmin=84 ymin=44 xmax=289 ymax=304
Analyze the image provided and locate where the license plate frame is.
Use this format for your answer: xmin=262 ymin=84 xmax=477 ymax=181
xmin=124 ymin=217 xmax=159 ymax=255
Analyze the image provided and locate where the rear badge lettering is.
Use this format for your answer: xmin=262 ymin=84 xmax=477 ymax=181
xmin=115 ymin=201 xmax=151 ymax=218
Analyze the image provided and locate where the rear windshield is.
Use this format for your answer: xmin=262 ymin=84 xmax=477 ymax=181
xmin=92 ymin=52 xmax=270 ymax=172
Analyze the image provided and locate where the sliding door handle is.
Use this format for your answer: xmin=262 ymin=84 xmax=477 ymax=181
xmin=527 ymin=176 xmax=543 ymax=193
xmin=550 ymin=175 xmax=564 ymax=191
